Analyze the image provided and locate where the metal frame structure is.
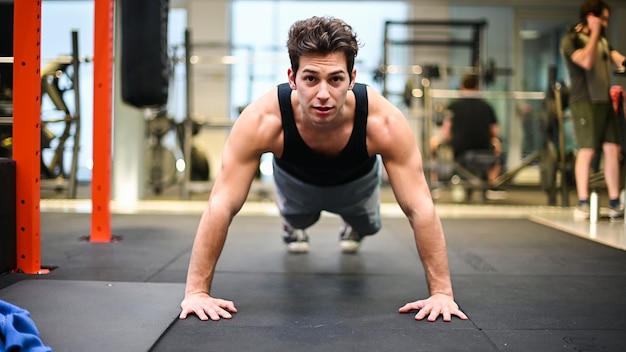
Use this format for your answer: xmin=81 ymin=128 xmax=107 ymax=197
xmin=12 ymin=0 xmax=114 ymax=274
xmin=381 ymin=19 xmax=487 ymax=97
xmin=13 ymin=0 xmax=46 ymax=274
xmin=90 ymin=0 xmax=114 ymax=243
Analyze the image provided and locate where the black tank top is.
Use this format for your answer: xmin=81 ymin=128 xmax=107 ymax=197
xmin=274 ymin=82 xmax=376 ymax=186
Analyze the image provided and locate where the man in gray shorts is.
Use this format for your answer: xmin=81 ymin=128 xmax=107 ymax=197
xmin=273 ymin=155 xmax=382 ymax=253
xmin=561 ymin=0 xmax=626 ymax=218
xmin=271 ymin=79 xmax=381 ymax=254
xmin=180 ymin=16 xmax=467 ymax=323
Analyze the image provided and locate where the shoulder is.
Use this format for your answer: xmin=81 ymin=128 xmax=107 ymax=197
xmin=230 ymin=87 xmax=283 ymax=152
xmin=237 ymin=86 xmax=280 ymax=124
xmin=362 ymin=85 xmax=401 ymax=116
xmin=363 ymin=85 xmax=414 ymax=154
xmin=562 ymin=26 xmax=585 ymax=51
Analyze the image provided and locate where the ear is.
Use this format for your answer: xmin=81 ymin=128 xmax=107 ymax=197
xmin=348 ymin=69 xmax=357 ymax=89
xmin=287 ymin=68 xmax=297 ymax=90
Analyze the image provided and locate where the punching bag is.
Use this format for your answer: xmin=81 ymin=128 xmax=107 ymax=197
xmin=121 ymin=0 xmax=170 ymax=108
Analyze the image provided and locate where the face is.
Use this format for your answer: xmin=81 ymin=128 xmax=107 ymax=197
xmin=598 ymin=8 xmax=610 ymax=28
xmin=588 ymin=8 xmax=609 ymax=28
xmin=288 ymin=51 xmax=357 ymax=126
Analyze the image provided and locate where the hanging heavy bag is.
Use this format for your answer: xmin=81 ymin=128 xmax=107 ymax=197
xmin=121 ymin=0 xmax=170 ymax=108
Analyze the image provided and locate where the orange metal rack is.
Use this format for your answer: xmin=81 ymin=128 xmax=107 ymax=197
xmin=13 ymin=1 xmax=115 ymax=274
xmin=90 ymin=0 xmax=114 ymax=243
xmin=13 ymin=0 xmax=46 ymax=274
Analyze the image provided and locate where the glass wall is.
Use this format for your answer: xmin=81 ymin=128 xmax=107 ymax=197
xmin=41 ymin=1 xmax=94 ymax=182
xmin=40 ymin=1 xmax=187 ymax=182
xmin=230 ymin=0 xmax=410 ymax=114
xmin=35 ymin=1 xmax=589 ymax=187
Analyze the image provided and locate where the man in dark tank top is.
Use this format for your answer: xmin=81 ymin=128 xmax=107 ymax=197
xmin=180 ymin=16 xmax=467 ymax=324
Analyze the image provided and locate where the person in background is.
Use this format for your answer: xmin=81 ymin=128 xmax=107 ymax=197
xmin=431 ymin=74 xmax=502 ymax=188
xmin=561 ymin=0 xmax=626 ymax=219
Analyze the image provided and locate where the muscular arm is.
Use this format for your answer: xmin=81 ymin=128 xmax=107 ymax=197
xmin=571 ymin=17 xmax=603 ymax=70
xmin=610 ymin=50 xmax=625 ymax=70
xmin=366 ymin=88 xmax=466 ymax=321
xmin=381 ymin=119 xmax=452 ymax=297
xmin=180 ymin=90 xmax=282 ymax=321
xmin=181 ymin=141 xmax=258 ymax=316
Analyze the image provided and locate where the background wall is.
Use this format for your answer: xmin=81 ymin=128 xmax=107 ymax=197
xmin=7 ymin=0 xmax=626 ymax=201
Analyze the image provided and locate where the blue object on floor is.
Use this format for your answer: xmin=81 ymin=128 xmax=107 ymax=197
xmin=0 ymin=300 xmax=51 ymax=352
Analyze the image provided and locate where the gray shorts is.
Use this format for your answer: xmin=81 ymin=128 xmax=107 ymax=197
xmin=272 ymin=157 xmax=382 ymax=236
xmin=570 ymin=101 xmax=621 ymax=149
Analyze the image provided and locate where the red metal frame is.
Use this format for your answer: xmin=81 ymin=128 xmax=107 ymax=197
xmin=90 ymin=0 xmax=114 ymax=242
xmin=13 ymin=0 xmax=48 ymax=274
xmin=12 ymin=0 xmax=116 ymax=271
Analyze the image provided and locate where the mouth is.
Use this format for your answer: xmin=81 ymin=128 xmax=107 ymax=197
xmin=314 ymin=106 xmax=333 ymax=114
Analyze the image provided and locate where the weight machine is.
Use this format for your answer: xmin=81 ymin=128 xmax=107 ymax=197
xmin=378 ymin=19 xmax=517 ymax=197
xmin=176 ymin=30 xmax=254 ymax=199
xmin=0 ymin=30 xmax=84 ymax=199
xmin=144 ymin=29 xmax=255 ymax=198
xmin=378 ymin=19 xmax=513 ymax=99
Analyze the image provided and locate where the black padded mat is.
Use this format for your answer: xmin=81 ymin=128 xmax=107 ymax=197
xmin=0 ymin=280 xmax=184 ymax=352
xmin=1 ymin=214 xmax=625 ymax=351
xmin=152 ymin=217 xmax=626 ymax=352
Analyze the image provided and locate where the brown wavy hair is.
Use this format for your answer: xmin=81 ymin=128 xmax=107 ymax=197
xmin=579 ymin=0 xmax=610 ymax=23
xmin=286 ymin=16 xmax=360 ymax=82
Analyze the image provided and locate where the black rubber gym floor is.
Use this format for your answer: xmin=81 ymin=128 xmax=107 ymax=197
xmin=1 ymin=212 xmax=625 ymax=351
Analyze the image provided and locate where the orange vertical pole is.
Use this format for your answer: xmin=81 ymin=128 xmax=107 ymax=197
xmin=13 ymin=1 xmax=47 ymax=274
xmin=90 ymin=0 xmax=114 ymax=242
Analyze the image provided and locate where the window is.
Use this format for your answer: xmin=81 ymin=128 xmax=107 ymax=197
xmin=230 ymin=1 xmax=409 ymax=112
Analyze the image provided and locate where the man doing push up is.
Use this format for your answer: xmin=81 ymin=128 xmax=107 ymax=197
xmin=179 ymin=16 xmax=467 ymax=323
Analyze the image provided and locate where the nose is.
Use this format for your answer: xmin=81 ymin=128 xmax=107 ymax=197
xmin=316 ymin=82 xmax=330 ymax=100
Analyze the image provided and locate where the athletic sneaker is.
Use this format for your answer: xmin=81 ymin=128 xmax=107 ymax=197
xmin=608 ymin=204 xmax=624 ymax=220
xmin=339 ymin=223 xmax=363 ymax=253
xmin=574 ymin=203 xmax=590 ymax=219
xmin=282 ymin=223 xmax=309 ymax=253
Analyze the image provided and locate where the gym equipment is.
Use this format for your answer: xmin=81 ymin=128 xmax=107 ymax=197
xmin=143 ymin=31 xmax=215 ymax=196
xmin=0 ymin=3 xmax=12 ymax=103
xmin=145 ymin=109 xmax=178 ymax=195
xmin=143 ymin=108 xmax=211 ymax=195
xmin=0 ymin=104 xmax=10 ymax=158
xmin=0 ymin=158 xmax=15 ymax=274
xmin=423 ymin=63 xmax=585 ymax=206
xmin=381 ymin=19 xmax=515 ymax=193
xmin=38 ymin=51 xmax=82 ymax=198
xmin=379 ymin=19 xmax=513 ymax=99
xmin=538 ymin=66 xmax=574 ymax=206
xmin=424 ymin=84 xmax=546 ymax=189
xmin=120 ymin=0 xmax=170 ymax=108
xmin=1 ymin=31 xmax=84 ymax=198
xmin=39 ymin=38 xmax=83 ymax=199
xmin=432 ymin=141 xmax=504 ymax=203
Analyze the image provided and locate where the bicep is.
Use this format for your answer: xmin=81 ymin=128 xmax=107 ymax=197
xmin=379 ymin=124 xmax=431 ymax=214
xmin=367 ymin=90 xmax=431 ymax=212
xmin=209 ymin=146 xmax=259 ymax=216
xmin=563 ymin=36 xmax=590 ymax=69
xmin=208 ymin=121 xmax=266 ymax=214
